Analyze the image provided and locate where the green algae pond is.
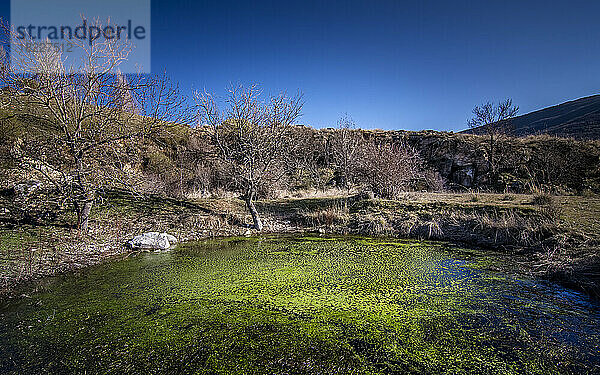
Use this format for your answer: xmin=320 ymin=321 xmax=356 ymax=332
xmin=1 ymin=236 xmax=599 ymax=374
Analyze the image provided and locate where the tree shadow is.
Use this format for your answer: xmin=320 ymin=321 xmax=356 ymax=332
xmin=99 ymin=189 xmax=248 ymax=229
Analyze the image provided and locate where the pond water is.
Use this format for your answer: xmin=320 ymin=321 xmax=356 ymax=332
xmin=1 ymin=236 xmax=599 ymax=374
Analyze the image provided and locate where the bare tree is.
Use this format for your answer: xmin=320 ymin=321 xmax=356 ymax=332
xmin=0 ymin=19 xmax=190 ymax=231
xmin=330 ymin=114 xmax=363 ymax=194
xmin=468 ymin=99 xmax=519 ymax=181
xmin=195 ymin=84 xmax=303 ymax=230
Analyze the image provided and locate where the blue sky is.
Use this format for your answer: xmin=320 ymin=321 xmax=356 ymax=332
xmin=3 ymin=0 xmax=600 ymax=131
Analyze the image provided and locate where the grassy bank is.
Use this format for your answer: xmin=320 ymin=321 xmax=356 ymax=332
xmin=1 ymin=191 xmax=599 ymax=298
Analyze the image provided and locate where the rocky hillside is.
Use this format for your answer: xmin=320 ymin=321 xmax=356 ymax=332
xmin=363 ymin=130 xmax=600 ymax=193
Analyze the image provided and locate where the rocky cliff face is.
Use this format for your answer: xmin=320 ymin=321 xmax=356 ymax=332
xmin=355 ymin=129 xmax=600 ymax=192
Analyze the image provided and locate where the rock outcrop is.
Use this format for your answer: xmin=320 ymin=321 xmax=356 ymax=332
xmin=126 ymin=232 xmax=178 ymax=250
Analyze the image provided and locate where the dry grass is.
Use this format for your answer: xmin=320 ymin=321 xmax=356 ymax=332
xmin=275 ymin=188 xmax=350 ymax=200
xmin=555 ymin=195 xmax=600 ymax=235
xmin=299 ymin=202 xmax=350 ymax=228
xmin=501 ymin=194 xmax=515 ymax=201
xmin=354 ymin=214 xmax=393 ymax=236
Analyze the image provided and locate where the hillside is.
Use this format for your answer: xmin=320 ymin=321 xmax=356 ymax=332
xmin=464 ymin=95 xmax=600 ymax=139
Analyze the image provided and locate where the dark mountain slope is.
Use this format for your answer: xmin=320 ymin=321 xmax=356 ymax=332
xmin=464 ymin=95 xmax=600 ymax=139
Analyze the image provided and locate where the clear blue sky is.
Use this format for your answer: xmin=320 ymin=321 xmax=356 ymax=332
xmin=3 ymin=0 xmax=600 ymax=131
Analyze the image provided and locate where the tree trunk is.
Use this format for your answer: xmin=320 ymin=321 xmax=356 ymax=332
xmin=489 ymin=133 xmax=494 ymax=174
xmin=245 ymin=189 xmax=263 ymax=231
xmin=77 ymin=193 xmax=94 ymax=232
xmin=489 ymin=133 xmax=497 ymax=184
xmin=73 ymin=156 xmax=94 ymax=232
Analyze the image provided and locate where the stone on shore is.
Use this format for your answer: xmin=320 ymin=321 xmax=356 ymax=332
xmin=126 ymin=232 xmax=178 ymax=250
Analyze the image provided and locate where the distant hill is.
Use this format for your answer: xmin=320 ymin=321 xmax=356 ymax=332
xmin=463 ymin=95 xmax=600 ymax=139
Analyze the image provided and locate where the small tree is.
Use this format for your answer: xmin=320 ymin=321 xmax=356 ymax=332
xmin=468 ymin=99 xmax=519 ymax=181
xmin=1 ymin=19 xmax=189 ymax=231
xmin=330 ymin=114 xmax=363 ymax=193
xmin=195 ymin=84 xmax=303 ymax=230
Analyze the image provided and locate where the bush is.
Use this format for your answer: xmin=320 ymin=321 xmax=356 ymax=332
xmin=468 ymin=192 xmax=480 ymax=202
xmin=300 ymin=203 xmax=349 ymax=228
xmin=424 ymin=170 xmax=446 ymax=192
xmin=532 ymin=192 xmax=554 ymax=206
xmin=358 ymin=141 xmax=424 ymax=199
xmin=532 ymin=193 xmax=563 ymax=221
xmin=356 ymin=214 xmax=392 ymax=235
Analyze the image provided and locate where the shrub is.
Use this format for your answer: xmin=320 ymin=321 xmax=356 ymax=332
xmin=356 ymin=214 xmax=392 ymax=236
xmin=358 ymin=141 xmax=424 ymax=199
xmin=300 ymin=203 xmax=349 ymax=228
xmin=468 ymin=192 xmax=481 ymax=202
xmin=533 ymin=192 xmax=552 ymax=206
xmin=424 ymin=170 xmax=446 ymax=192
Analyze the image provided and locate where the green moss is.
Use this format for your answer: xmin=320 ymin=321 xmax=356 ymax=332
xmin=0 ymin=226 xmax=48 ymax=261
xmin=0 ymin=236 xmax=599 ymax=374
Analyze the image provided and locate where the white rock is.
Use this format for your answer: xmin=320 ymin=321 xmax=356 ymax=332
xmin=126 ymin=232 xmax=178 ymax=250
xmin=163 ymin=233 xmax=178 ymax=244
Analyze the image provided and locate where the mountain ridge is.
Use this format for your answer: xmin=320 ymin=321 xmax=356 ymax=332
xmin=462 ymin=94 xmax=600 ymax=139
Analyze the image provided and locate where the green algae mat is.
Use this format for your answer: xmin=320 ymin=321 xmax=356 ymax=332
xmin=1 ymin=236 xmax=599 ymax=374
